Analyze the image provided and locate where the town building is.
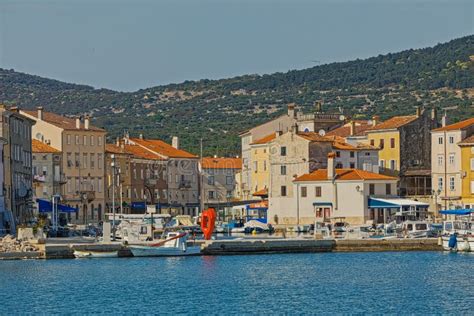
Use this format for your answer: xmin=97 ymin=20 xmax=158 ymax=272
xmin=364 ymin=108 xmax=438 ymax=196
xmin=331 ymin=140 xmax=379 ymax=172
xmin=269 ymin=153 xmax=399 ymax=226
xmin=0 ymin=106 xmax=35 ymax=230
xmin=459 ymin=135 xmax=474 ymax=209
xmin=0 ymin=134 xmax=8 ymax=234
xmin=21 ymin=107 xmax=107 ymax=224
xmin=431 ymin=117 xmax=474 ymax=210
xmin=239 ymin=103 xmax=344 ymax=200
xmin=201 ymin=157 xmax=242 ymax=211
xmin=124 ymin=135 xmax=200 ymax=216
xmin=32 ymin=139 xmax=64 ymax=206
xmin=105 ymin=143 xmax=133 ymax=215
xmin=249 ymin=133 xmax=275 ymax=195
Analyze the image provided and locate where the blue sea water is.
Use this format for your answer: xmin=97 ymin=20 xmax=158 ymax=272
xmin=0 ymin=252 xmax=472 ymax=314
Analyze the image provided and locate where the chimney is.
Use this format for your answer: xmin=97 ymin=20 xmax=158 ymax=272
xmin=213 ymin=154 xmax=217 ymax=158
xmin=75 ymin=117 xmax=81 ymax=129
xmin=287 ymin=103 xmax=296 ymax=118
xmin=37 ymin=106 xmax=43 ymax=120
xmin=416 ymin=106 xmax=421 ymax=117
xmin=349 ymin=120 xmax=356 ymax=136
xmin=314 ymin=101 xmax=322 ymax=113
xmin=139 ymin=133 xmax=144 ymax=140
xmin=84 ymin=115 xmax=90 ymax=130
xmin=116 ymin=137 xmax=120 ymax=146
xmin=172 ymin=136 xmax=179 ymax=149
xmin=372 ymin=115 xmax=380 ymax=126
xmin=327 ymin=152 xmax=336 ymax=180
xmin=441 ymin=112 xmax=447 ymax=127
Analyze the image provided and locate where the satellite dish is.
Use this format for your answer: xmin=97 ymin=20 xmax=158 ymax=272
xmin=35 ymin=133 xmax=43 ymax=140
xmin=304 ymin=128 xmax=310 ymax=132
xmin=339 ymin=115 xmax=345 ymax=121
xmin=318 ymin=129 xmax=326 ymax=136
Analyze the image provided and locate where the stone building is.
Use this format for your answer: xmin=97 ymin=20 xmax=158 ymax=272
xmin=431 ymin=117 xmax=474 ymax=210
xmin=249 ymin=133 xmax=276 ymax=195
xmin=364 ymin=108 xmax=438 ymax=196
xmin=0 ymin=136 xmax=7 ymax=234
xmin=459 ymin=135 xmax=474 ymax=209
xmin=21 ymin=108 xmax=107 ymax=224
xmin=32 ymin=139 xmax=64 ymax=204
xmin=0 ymin=106 xmax=35 ymax=229
xmin=201 ymin=157 xmax=242 ymax=208
xmin=105 ymin=143 xmax=133 ymax=215
xmin=124 ymin=135 xmax=200 ymax=216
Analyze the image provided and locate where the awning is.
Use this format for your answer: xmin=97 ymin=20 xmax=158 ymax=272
xmin=37 ymin=199 xmax=78 ymax=213
xmin=253 ymin=188 xmax=268 ymax=197
xmin=246 ymin=200 xmax=268 ymax=210
xmin=313 ymin=202 xmax=333 ymax=206
xmin=439 ymin=209 xmax=472 ymax=215
xmin=368 ymin=197 xmax=429 ymax=208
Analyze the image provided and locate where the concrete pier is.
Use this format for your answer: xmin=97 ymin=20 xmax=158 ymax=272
xmin=334 ymin=238 xmax=442 ymax=252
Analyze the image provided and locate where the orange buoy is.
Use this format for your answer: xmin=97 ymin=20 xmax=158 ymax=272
xmin=201 ymin=208 xmax=216 ymax=240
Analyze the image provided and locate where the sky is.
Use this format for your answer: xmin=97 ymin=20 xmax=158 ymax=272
xmin=0 ymin=0 xmax=472 ymax=92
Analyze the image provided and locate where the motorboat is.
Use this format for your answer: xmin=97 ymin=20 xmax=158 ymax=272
xmin=440 ymin=209 xmax=473 ymax=252
xmin=128 ymin=232 xmax=201 ymax=257
xmin=400 ymin=221 xmax=431 ymax=238
xmin=73 ymin=250 xmax=119 ymax=258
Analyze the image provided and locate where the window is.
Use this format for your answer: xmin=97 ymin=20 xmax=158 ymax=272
xmin=438 ymin=137 xmax=443 ymax=145
xmin=449 ymin=154 xmax=455 ymax=165
xmin=350 ymin=151 xmax=355 ymax=158
xmin=336 ymin=163 xmax=343 ymax=169
xmin=67 ymin=134 xmax=71 ymax=145
xmin=315 ymin=186 xmax=322 ymax=197
xmin=98 ymin=136 xmax=102 ymax=146
xmin=90 ymin=153 xmax=95 ymax=169
xmin=335 ymin=151 xmax=340 ymax=158
xmin=471 ymin=158 xmax=474 ymax=171
xmin=379 ymin=160 xmax=385 ymax=169
xmin=208 ymin=191 xmax=216 ymax=199
xmin=301 ymin=186 xmax=307 ymax=197
xmin=98 ymin=154 xmax=103 ymax=169
xmin=438 ymin=177 xmax=443 ymax=191
xmin=390 ymin=138 xmax=395 ymax=148
xmin=67 ymin=178 xmax=72 ymax=193
xmin=83 ymin=135 xmax=87 ymax=146
xmin=90 ymin=136 xmax=94 ymax=146
xmin=67 ymin=153 xmax=72 ymax=168
xmin=75 ymin=135 xmax=79 ymax=145
xmin=226 ymin=176 xmax=233 ymax=185
xmin=280 ymin=146 xmax=286 ymax=156
xmin=280 ymin=166 xmax=286 ymax=175
xmin=226 ymin=190 xmax=233 ymax=198
xmin=254 ymin=161 xmax=258 ymax=173
xmin=471 ymin=181 xmax=474 ymax=194
xmin=369 ymin=184 xmax=375 ymax=195
xmin=98 ymin=178 xmax=102 ymax=193
xmin=75 ymin=153 xmax=80 ymax=168
xmin=83 ymin=153 xmax=87 ymax=168
xmin=379 ymin=139 xmax=384 ymax=149
xmin=385 ymin=183 xmax=391 ymax=195
xmin=280 ymin=186 xmax=287 ymax=197
xmin=449 ymin=136 xmax=454 ymax=144
xmin=390 ymin=160 xmax=396 ymax=170
xmin=437 ymin=155 xmax=443 ymax=167
xmin=350 ymin=162 xmax=355 ymax=169
xmin=370 ymin=139 xmax=375 ymax=146
xmin=263 ymin=160 xmax=267 ymax=171
xmin=449 ymin=177 xmax=455 ymax=191
xmin=208 ymin=176 xmax=215 ymax=185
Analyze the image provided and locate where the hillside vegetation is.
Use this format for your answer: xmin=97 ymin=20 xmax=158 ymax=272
xmin=0 ymin=35 xmax=473 ymax=155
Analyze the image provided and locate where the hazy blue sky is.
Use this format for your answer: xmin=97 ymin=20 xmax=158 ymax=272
xmin=0 ymin=0 xmax=472 ymax=91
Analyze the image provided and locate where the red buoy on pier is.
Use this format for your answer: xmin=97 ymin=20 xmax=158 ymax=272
xmin=201 ymin=208 xmax=216 ymax=240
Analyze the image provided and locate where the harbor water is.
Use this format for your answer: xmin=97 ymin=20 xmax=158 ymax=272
xmin=1 ymin=252 xmax=472 ymax=314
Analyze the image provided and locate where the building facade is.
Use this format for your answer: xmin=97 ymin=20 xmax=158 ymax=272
xmin=459 ymin=135 xmax=474 ymax=209
xmin=202 ymin=157 xmax=242 ymax=208
xmin=431 ymin=118 xmax=474 ymax=210
xmin=21 ymin=108 xmax=107 ymax=224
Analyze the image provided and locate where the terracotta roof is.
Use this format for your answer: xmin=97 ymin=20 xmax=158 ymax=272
xmin=251 ymin=133 xmax=276 ymax=145
xmin=459 ymin=135 xmax=474 ymax=146
xmin=105 ymin=144 xmax=132 ymax=155
xmin=366 ymin=115 xmax=418 ymax=132
xmin=326 ymin=124 xmax=372 ymax=137
xmin=22 ymin=110 xmax=105 ymax=132
xmin=432 ymin=117 xmax=474 ymax=132
xmin=202 ymin=157 xmax=242 ymax=169
xmin=123 ymin=144 xmax=164 ymax=160
xmin=296 ymin=132 xmax=333 ymax=142
xmin=253 ymin=188 xmax=268 ymax=197
xmin=294 ymin=169 xmax=398 ymax=182
xmin=332 ymin=142 xmax=358 ymax=151
xmin=130 ymin=138 xmax=197 ymax=159
xmin=32 ymin=139 xmax=60 ymax=153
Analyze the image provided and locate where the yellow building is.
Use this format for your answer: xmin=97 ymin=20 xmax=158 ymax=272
xmin=249 ymin=133 xmax=276 ymax=195
xmin=459 ymin=135 xmax=474 ymax=208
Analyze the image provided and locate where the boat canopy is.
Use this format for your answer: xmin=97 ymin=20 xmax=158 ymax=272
xmin=37 ymin=198 xmax=78 ymax=213
xmin=368 ymin=197 xmax=429 ymax=209
xmin=439 ymin=209 xmax=472 ymax=215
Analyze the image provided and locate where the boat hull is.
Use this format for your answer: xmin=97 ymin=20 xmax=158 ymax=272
xmin=73 ymin=250 xmax=119 ymax=258
xmin=441 ymin=236 xmax=474 ymax=252
xmin=129 ymin=245 xmax=201 ymax=257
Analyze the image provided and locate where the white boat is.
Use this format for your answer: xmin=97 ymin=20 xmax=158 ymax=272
xmin=441 ymin=235 xmax=474 ymax=252
xmin=73 ymin=250 xmax=119 ymax=258
xmin=128 ymin=232 xmax=201 ymax=257
xmin=400 ymin=221 xmax=430 ymax=238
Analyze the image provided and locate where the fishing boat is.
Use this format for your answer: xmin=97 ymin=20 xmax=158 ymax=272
xmin=440 ymin=209 xmax=473 ymax=252
xmin=73 ymin=250 xmax=119 ymax=258
xmin=128 ymin=232 xmax=201 ymax=257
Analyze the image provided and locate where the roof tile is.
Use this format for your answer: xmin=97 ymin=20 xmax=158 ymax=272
xmin=432 ymin=117 xmax=474 ymax=132
xmin=202 ymin=157 xmax=242 ymax=169
xmin=294 ymin=169 xmax=397 ymax=182
xmin=32 ymin=139 xmax=61 ymax=153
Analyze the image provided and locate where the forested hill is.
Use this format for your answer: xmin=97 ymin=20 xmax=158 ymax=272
xmin=0 ymin=35 xmax=473 ymax=155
